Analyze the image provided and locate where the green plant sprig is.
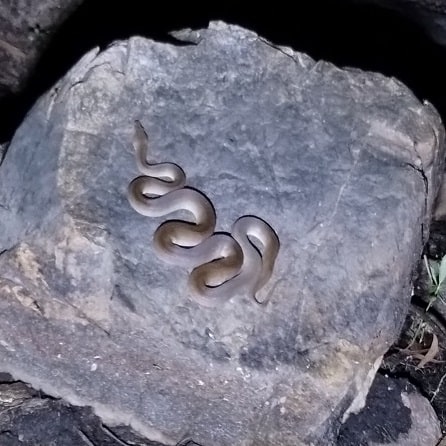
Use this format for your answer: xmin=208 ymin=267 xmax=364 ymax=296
xmin=424 ymin=254 xmax=446 ymax=311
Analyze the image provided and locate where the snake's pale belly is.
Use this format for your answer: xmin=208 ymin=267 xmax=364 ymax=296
xmin=127 ymin=120 xmax=280 ymax=307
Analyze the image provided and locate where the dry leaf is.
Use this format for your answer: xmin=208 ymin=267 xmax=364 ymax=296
xmin=417 ymin=333 xmax=439 ymax=368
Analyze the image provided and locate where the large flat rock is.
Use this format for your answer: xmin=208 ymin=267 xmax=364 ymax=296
xmin=0 ymin=21 xmax=444 ymax=446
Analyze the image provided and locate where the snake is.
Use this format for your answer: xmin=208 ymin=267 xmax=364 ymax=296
xmin=127 ymin=120 xmax=280 ymax=307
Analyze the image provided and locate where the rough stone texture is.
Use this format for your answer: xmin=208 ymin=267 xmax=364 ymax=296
xmin=0 ymin=21 xmax=444 ymax=446
xmin=338 ymin=374 xmax=442 ymax=445
xmin=0 ymin=0 xmax=83 ymax=97
xmin=0 ymin=377 xmax=169 ymax=446
xmin=433 ymin=172 xmax=446 ymax=219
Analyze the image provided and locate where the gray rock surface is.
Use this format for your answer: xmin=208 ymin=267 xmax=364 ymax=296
xmin=433 ymin=172 xmax=446 ymax=219
xmin=0 ymin=0 xmax=83 ymax=96
xmin=0 ymin=21 xmax=444 ymax=446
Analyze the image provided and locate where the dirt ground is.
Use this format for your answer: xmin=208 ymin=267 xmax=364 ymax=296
xmin=381 ymin=218 xmax=446 ymax=434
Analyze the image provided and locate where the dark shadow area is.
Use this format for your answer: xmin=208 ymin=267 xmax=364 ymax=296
xmin=337 ymin=374 xmax=413 ymax=446
xmin=1 ymin=0 xmax=445 ymax=143
xmin=0 ymin=380 xmax=166 ymax=446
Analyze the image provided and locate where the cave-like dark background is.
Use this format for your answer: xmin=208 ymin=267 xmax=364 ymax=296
xmin=1 ymin=0 xmax=445 ymax=143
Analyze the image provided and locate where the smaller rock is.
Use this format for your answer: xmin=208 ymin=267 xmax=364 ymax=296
xmin=338 ymin=374 xmax=441 ymax=446
xmin=0 ymin=0 xmax=83 ymax=97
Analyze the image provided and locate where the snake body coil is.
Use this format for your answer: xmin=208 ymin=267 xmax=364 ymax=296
xmin=127 ymin=120 xmax=279 ymax=307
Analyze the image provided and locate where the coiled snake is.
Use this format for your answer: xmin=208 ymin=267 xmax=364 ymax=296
xmin=127 ymin=120 xmax=280 ymax=307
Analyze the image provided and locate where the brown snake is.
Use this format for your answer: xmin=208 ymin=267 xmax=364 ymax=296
xmin=127 ymin=120 xmax=280 ymax=307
